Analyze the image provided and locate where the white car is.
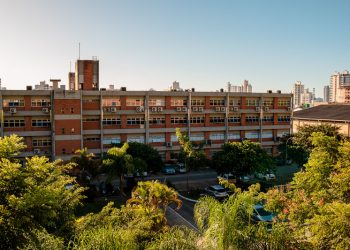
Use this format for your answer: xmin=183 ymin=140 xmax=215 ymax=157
xmin=203 ymin=185 xmax=229 ymax=200
xmin=217 ymin=173 xmax=236 ymax=183
xmin=256 ymin=172 xmax=276 ymax=181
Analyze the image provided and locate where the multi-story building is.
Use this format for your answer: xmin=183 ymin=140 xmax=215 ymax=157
xmin=0 ymin=59 xmax=292 ymax=162
xmin=324 ymin=85 xmax=330 ymax=103
xmin=292 ymin=81 xmax=304 ymax=107
xmin=227 ymin=80 xmax=252 ymax=93
xmin=329 ymin=70 xmax=350 ymax=103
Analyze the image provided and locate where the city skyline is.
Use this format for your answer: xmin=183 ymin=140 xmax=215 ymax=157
xmin=1 ymin=1 xmax=350 ymax=96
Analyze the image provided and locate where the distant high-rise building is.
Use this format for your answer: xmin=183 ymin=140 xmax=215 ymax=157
xmin=324 ymin=85 xmax=330 ymax=102
xmin=329 ymin=70 xmax=350 ymax=103
xmin=292 ymin=81 xmax=304 ymax=107
xmin=227 ymin=80 xmax=252 ymax=93
xmin=74 ymin=58 xmax=99 ymax=90
xmin=68 ymin=72 xmax=75 ymax=90
xmin=301 ymin=88 xmax=313 ymax=106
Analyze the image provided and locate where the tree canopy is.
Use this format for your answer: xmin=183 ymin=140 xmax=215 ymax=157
xmin=212 ymin=140 xmax=273 ymax=176
xmin=0 ymin=134 xmax=26 ymax=159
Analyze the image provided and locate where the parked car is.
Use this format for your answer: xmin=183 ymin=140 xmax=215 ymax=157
xmin=239 ymin=175 xmax=251 ymax=183
xmin=253 ymin=204 xmax=275 ymax=222
xmin=175 ymin=163 xmax=187 ymax=173
xmin=217 ymin=173 xmax=236 ymax=183
xmin=203 ymin=185 xmax=229 ymax=200
xmin=162 ymin=164 xmax=176 ymax=175
xmin=135 ymin=171 xmax=148 ymax=177
xmin=256 ymin=172 xmax=276 ymax=181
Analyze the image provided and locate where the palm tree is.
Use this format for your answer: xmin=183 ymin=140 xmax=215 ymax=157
xmin=103 ymin=143 xmax=133 ymax=195
xmin=127 ymin=180 xmax=182 ymax=215
xmin=71 ymin=148 xmax=98 ymax=184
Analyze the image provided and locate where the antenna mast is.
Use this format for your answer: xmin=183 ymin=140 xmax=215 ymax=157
xmin=78 ymin=42 xmax=80 ymax=60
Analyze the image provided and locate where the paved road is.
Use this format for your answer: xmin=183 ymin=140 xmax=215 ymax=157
xmin=167 ymin=198 xmax=198 ymax=231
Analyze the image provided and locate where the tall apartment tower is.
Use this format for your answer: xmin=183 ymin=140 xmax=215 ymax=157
xmin=329 ymin=70 xmax=350 ymax=103
xmin=324 ymin=86 xmax=330 ymax=103
xmin=292 ymin=81 xmax=304 ymax=107
xmin=74 ymin=59 xmax=99 ymax=91
xmin=227 ymin=80 xmax=252 ymax=93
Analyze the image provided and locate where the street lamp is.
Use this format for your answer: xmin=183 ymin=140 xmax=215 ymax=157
xmin=285 ymin=137 xmax=293 ymax=164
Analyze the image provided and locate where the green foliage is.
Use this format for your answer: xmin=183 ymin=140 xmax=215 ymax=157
xmin=71 ymin=148 xmax=100 ymax=184
xmin=176 ymin=128 xmax=207 ymax=170
xmin=102 ymin=143 xmax=134 ymax=194
xmin=0 ymin=156 xmax=84 ymax=249
xmin=126 ymin=142 xmax=163 ymax=173
xmin=264 ymin=133 xmax=350 ymax=248
xmin=212 ymin=140 xmax=273 ymax=176
xmin=127 ymin=180 xmax=182 ymax=216
xmin=0 ymin=134 xmax=26 ymax=159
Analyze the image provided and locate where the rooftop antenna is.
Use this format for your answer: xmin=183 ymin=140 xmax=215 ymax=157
xmin=70 ymin=61 xmax=72 ymax=72
xmin=78 ymin=42 xmax=80 ymax=60
xmin=0 ymin=78 xmax=2 ymax=89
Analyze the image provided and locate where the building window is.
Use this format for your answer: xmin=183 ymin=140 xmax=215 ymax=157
xmin=277 ymin=115 xmax=290 ymax=122
xmin=229 ymin=98 xmax=241 ymax=106
xmin=31 ymin=99 xmax=51 ymax=107
xmin=82 ymin=98 xmax=99 ymax=103
xmin=246 ymin=115 xmax=259 ymax=123
xmin=227 ymin=132 xmax=240 ymax=140
xmin=228 ymin=115 xmax=241 ymax=123
xmin=126 ymin=98 xmax=144 ymax=106
xmin=70 ymin=108 xmax=74 ymax=113
xmin=84 ymin=136 xmax=100 ymax=141
xmin=190 ymin=116 xmax=204 ymax=124
xmin=127 ymin=117 xmax=145 ymax=125
xmin=191 ymin=99 xmax=204 ymax=106
xmin=127 ymin=135 xmax=145 ymax=143
xmin=171 ymin=98 xmax=187 ymax=106
xmin=210 ymin=133 xmax=225 ymax=140
xmin=102 ymin=118 xmax=121 ymax=125
xmin=277 ymin=130 xmax=289 ymax=137
xmin=170 ymin=116 xmax=187 ymax=124
xmin=210 ymin=99 xmax=225 ymax=106
xmin=62 ymin=148 xmax=66 ymax=154
xmin=149 ymin=134 xmax=166 ymax=143
xmin=60 ymin=108 xmax=64 ymax=114
xmin=278 ymin=99 xmax=291 ymax=106
xmin=171 ymin=134 xmax=179 ymax=142
xmin=210 ymin=116 xmax=225 ymax=123
xmin=149 ymin=117 xmax=165 ymax=125
xmin=3 ymin=99 xmax=25 ymax=107
xmin=246 ymin=99 xmax=259 ymax=106
xmin=32 ymin=119 xmax=51 ymax=127
xmin=32 ymin=138 xmax=51 ymax=147
xmin=190 ymin=133 xmax=204 ymax=141
xmin=103 ymin=98 xmax=121 ymax=106
xmin=263 ymin=99 xmax=273 ymax=106
xmin=62 ymin=128 xmax=65 ymax=134
xmin=83 ymin=117 xmax=100 ymax=122
xmin=262 ymin=115 xmax=274 ymax=122
xmin=103 ymin=137 xmax=121 ymax=145
xmin=245 ymin=131 xmax=259 ymax=139
xmin=148 ymin=99 xmax=165 ymax=106
xmin=3 ymin=119 xmax=25 ymax=127
xmin=262 ymin=131 xmax=273 ymax=138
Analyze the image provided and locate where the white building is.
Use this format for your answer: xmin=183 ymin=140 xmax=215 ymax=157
xmin=292 ymin=81 xmax=304 ymax=107
xmin=329 ymin=70 xmax=350 ymax=103
xmin=227 ymin=80 xmax=252 ymax=93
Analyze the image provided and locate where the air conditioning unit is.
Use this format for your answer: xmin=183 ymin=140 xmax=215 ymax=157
xmin=166 ymin=142 xmax=173 ymax=147
xmin=104 ymin=107 xmax=110 ymax=113
xmin=215 ymin=107 xmax=221 ymax=112
xmin=233 ymin=106 xmax=239 ymax=112
xmin=192 ymin=107 xmax=198 ymax=112
xmin=287 ymin=107 xmax=291 ymax=111
xmin=176 ymin=107 xmax=182 ymax=112
xmin=157 ymin=107 xmax=163 ymax=112
xmin=42 ymin=108 xmax=49 ymax=113
xmin=182 ymin=107 xmax=187 ymax=112
xmin=10 ymin=108 xmax=16 ymax=114
xmin=110 ymin=107 xmax=117 ymax=113
xmin=198 ymin=107 xmax=204 ymax=112
xmin=151 ymin=107 xmax=157 ymax=112
xmin=221 ymin=107 xmax=226 ymax=112
xmin=256 ymin=107 xmax=261 ymax=112
xmin=33 ymin=148 xmax=41 ymax=154
xmin=136 ymin=106 xmax=144 ymax=112
xmin=264 ymin=107 xmax=269 ymax=112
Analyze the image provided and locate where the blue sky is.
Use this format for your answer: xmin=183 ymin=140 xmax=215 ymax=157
xmin=1 ymin=0 xmax=350 ymax=97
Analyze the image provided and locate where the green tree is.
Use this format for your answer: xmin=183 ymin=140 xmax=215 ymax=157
xmin=71 ymin=148 xmax=99 ymax=184
xmin=0 ymin=156 xmax=84 ymax=249
xmin=264 ymin=132 xmax=350 ymax=248
xmin=212 ymin=140 xmax=273 ymax=177
xmin=126 ymin=142 xmax=163 ymax=173
xmin=127 ymin=180 xmax=182 ymax=216
xmin=102 ymin=143 xmax=133 ymax=195
xmin=0 ymin=134 xmax=26 ymax=159
xmin=281 ymin=124 xmax=342 ymax=166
